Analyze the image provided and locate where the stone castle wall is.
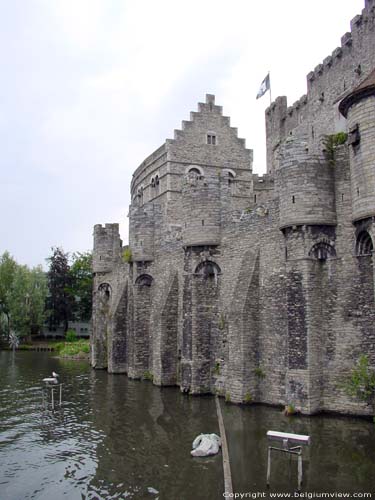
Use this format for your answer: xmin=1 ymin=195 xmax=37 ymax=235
xmin=91 ymin=0 xmax=375 ymax=416
xmin=266 ymin=0 xmax=375 ymax=175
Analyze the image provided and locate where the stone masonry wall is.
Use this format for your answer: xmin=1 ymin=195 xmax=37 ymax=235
xmin=266 ymin=0 xmax=375 ymax=174
xmin=92 ymin=2 xmax=375 ymax=416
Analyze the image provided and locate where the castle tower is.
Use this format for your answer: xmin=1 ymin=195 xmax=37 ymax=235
xmin=92 ymin=223 xmax=122 ymax=369
xmin=339 ymin=68 xmax=375 ymax=353
xmin=93 ymin=223 xmax=122 ymax=274
xmin=277 ymin=137 xmax=336 ymax=230
xmin=339 ymin=68 xmax=375 ymax=225
xmin=276 ymin=136 xmax=337 ymax=414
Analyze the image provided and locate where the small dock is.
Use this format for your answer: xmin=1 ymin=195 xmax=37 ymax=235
xmin=30 ymin=345 xmax=55 ymax=352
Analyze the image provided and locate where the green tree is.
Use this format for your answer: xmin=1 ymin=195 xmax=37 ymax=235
xmin=344 ymin=354 xmax=375 ymax=418
xmin=0 ymin=251 xmax=17 ymax=339
xmin=8 ymin=265 xmax=47 ymax=340
xmin=46 ymin=247 xmax=74 ymax=332
xmin=68 ymin=251 xmax=93 ymax=321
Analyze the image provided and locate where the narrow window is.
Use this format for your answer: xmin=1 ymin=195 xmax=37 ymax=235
xmin=357 ymin=187 xmax=360 ymax=196
xmin=202 ymin=220 xmax=204 ymax=226
xmin=254 ymin=194 xmax=257 ymax=203
xmin=342 ymin=193 xmax=344 ymax=201
xmin=207 ymin=134 xmax=216 ymax=145
xmin=292 ymin=195 xmax=295 ymax=204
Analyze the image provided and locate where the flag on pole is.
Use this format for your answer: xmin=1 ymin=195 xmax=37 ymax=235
xmin=256 ymin=73 xmax=270 ymax=99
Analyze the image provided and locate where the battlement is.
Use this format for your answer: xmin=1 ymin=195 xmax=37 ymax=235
xmin=94 ymin=223 xmax=120 ymax=234
xmin=265 ymin=0 xmax=375 ymax=174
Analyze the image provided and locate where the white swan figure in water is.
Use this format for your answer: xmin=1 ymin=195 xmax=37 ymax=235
xmin=191 ymin=433 xmax=221 ymax=457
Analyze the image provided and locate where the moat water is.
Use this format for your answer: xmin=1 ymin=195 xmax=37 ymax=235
xmin=0 ymin=352 xmax=374 ymax=500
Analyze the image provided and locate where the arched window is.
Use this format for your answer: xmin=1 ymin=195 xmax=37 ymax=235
xmin=135 ymin=274 xmax=153 ymax=287
xmin=137 ymin=186 xmax=144 ymax=205
xmin=309 ymin=242 xmax=336 ymax=261
xmin=98 ymin=283 xmax=111 ymax=300
xmin=356 ymin=231 xmax=373 ymax=256
xmin=151 ymin=174 xmax=160 ymax=189
xmin=186 ymin=165 xmax=204 ymax=177
xmin=195 ymin=261 xmax=221 ymax=279
xmin=222 ymin=169 xmax=236 ymax=185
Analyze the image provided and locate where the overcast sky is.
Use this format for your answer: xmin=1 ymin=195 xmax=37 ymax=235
xmin=0 ymin=0 xmax=364 ymax=268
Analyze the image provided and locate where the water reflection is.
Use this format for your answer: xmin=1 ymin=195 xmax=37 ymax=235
xmin=223 ymin=404 xmax=375 ymax=495
xmin=0 ymin=352 xmax=222 ymax=499
xmin=1 ymin=352 xmax=374 ymax=498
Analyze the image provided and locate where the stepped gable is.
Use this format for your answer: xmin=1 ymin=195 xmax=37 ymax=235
xmin=339 ymin=67 xmax=375 ymax=117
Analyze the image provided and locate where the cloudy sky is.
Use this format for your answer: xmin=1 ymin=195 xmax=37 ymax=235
xmin=0 ymin=0 xmax=364 ymax=268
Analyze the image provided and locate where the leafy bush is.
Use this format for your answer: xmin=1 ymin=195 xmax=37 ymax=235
xmin=284 ymin=403 xmax=296 ymax=416
xmin=254 ymin=367 xmax=265 ymax=378
xmin=57 ymin=340 xmax=90 ymax=357
xmin=122 ymin=248 xmax=132 ymax=263
xmin=344 ymin=354 xmax=375 ymax=406
xmin=244 ymin=392 xmax=252 ymax=404
xmin=323 ymin=132 xmax=348 ymax=165
xmin=65 ymin=329 xmax=77 ymax=342
xmin=143 ymin=370 xmax=153 ymax=381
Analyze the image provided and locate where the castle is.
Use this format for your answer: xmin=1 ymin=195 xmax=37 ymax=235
xmin=91 ymin=0 xmax=375 ymax=415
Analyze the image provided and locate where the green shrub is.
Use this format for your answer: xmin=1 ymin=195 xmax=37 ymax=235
xmin=123 ymin=247 xmax=132 ymax=263
xmin=344 ymin=354 xmax=375 ymax=406
xmin=323 ymin=132 xmax=348 ymax=165
xmin=65 ymin=329 xmax=77 ymax=342
xmin=244 ymin=392 xmax=252 ymax=404
xmin=284 ymin=403 xmax=296 ymax=416
xmin=254 ymin=367 xmax=265 ymax=378
xmin=143 ymin=370 xmax=153 ymax=381
xmin=58 ymin=340 xmax=90 ymax=357
xmin=225 ymin=392 xmax=231 ymax=403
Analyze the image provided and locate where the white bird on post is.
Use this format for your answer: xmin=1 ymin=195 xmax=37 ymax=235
xmin=43 ymin=372 xmax=59 ymax=384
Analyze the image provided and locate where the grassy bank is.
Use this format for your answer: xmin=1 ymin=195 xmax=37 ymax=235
xmin=53 ymin=340 xmax=90 ymax=358
xmin=3 ymin=339 xmax=90 ymax=358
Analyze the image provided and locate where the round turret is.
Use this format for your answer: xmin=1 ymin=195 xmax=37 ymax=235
xmin=277 ymin=137 xmax=336 ymax=229
xmin=339 ymin=68 xmax=375 ymax=222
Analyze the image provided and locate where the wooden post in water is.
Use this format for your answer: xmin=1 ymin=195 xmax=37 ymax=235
xmin=215 ymin=396 xmax=233 ymax=495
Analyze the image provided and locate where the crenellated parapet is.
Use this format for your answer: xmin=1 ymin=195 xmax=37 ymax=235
xmin=266 ymin=0 xmax=375 ymax=175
